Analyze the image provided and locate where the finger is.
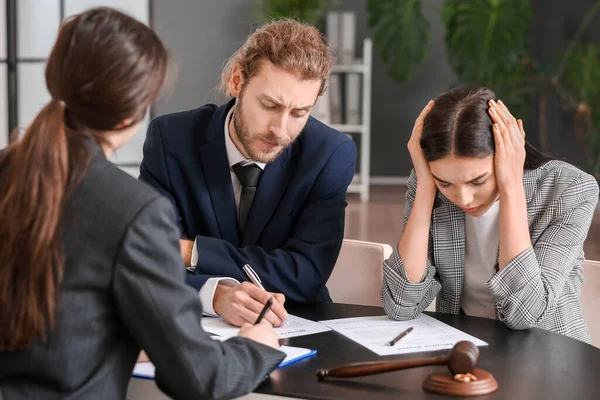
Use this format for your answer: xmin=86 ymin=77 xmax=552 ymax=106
xmin=496 ymin=100 xmax=515 ymax=122
xmin=271 ymin=293 xmax=287 ymax=312
xmin=417 ymin=100 xmax=434 ymax=124
xmin=264 ymin=298 xmax=285 ymax=326
xmin=235 ymin=302 xmax=261 ymax=325
xmin=491 ymin=100 xmax=516 ymax=128
xmin=238 ymin=285 xmax=284 ymax=325
xmin=493 ymin=123 xmax=505 ymax=153
xmin=259 ymin=320 xmax=281 ymax=348
xmin=238 ymin=283 xmax=277 ymax=310
xmin=411 ymin=100 xmax=435 ymax=139
xmin=418 ymin=99 xmax=434 ymax=119
xmin=273 ymin=292 xmax=286 ymax=306
xmin=242 ymin=295 xmax=282 ymax=326
xmin=244 ymin=296 xmax=283 ymax=327
xmin=487 ymin=100 xmax=503 ymax=124
xmin=260 ymin=310 xmax=282 ymax=327
xmin=517 ymin=119 xmax=526 ymax=138
xmin=269 ymin=294 xmax=288 ymax=323
xmin=496 ymin=100 xmax=521 ymax=141
xmin=258 ymin=319 xmax=274 ymax=329
xmin=489 ymin=103 xmax=510 ymax=144
xmin=231 ymin=286 xmax=267 ymax=324
xmin=240 ymin=282 xmax=271 ymax=302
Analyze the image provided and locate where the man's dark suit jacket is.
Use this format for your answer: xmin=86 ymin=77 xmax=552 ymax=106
xmin=140 ymin=99 xmax=357 ymax=302
xmin=0 ymin=142 xmax=284 ymax=400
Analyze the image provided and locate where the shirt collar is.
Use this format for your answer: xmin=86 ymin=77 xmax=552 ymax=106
xmin=224 ymin=104 xmax=266 ymax=170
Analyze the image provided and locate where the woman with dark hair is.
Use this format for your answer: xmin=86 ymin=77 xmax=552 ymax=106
xmin=382 ymin=86 xmax=598 ymax=343
xmin=0 ymin=7 xmax=284 ymax=399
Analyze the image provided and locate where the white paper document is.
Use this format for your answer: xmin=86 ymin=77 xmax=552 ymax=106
xmin=319 ymin=314 xmax=488 ymax=356
xmin=201 ymin=314 xmax=331 ymax=339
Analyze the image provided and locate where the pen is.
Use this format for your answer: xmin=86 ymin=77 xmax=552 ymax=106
xmin=254 ymin=297 xmax=274 ymax=325
xmin=243 ymin=264 xmax=290 ymax=326
xmin=387 ymin=327 xmax=413 ymax=346
xmin=242 ymin=263 xmax=265 ymax=290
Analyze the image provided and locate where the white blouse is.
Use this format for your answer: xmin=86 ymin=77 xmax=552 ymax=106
xmin=461 ymin=200 xmax=500 ymax=319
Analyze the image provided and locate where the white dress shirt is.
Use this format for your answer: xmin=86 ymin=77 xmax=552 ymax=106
xmin=461 ymin=200 xmax=500 ymax=319
xmin=191 ymin=104 xmax=265 ymax=315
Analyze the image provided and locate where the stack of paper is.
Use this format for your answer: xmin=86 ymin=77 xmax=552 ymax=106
xmin=200 ymin=314 xmax=331 ymax=339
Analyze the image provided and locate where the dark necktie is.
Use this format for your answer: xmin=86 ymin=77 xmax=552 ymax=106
xmin=232 ymin=162 xmax=263 ymax=235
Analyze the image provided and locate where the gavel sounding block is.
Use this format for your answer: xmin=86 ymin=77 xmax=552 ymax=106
xmin=423 ymin=368 xmax=498 ymax=396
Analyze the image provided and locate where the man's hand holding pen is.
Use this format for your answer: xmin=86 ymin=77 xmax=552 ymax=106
xmin=213 ymin=281 xmax=288 ymax=327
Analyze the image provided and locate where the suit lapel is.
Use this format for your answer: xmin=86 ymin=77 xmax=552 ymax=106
xmin=199 ymin=101 xmax=239 ymax=246
xmin=241 ymin=153 xmax=295 ymax=246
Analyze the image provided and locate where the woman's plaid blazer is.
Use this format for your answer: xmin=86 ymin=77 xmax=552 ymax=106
xmin=382 ymin=160 xmax=599 ymax=343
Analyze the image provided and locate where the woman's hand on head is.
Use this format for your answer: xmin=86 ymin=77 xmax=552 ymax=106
xmin=488 ymin=99 xmax=526 ymax=192
xmin=408 ymin=100 xmax=436 ymax=192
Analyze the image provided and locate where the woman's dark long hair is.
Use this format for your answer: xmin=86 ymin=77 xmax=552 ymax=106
xmin=0 ymin=7 xmax=170 ymax=351
xmin=421 ymin=87 xmax=551 ymax=169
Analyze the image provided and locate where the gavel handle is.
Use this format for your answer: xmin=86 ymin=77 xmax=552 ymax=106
xmin=316 ymin=355 xmax=448 ymax=379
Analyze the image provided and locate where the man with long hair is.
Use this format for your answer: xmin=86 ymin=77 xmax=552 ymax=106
xmin=140 ymin=19 xmax=357 ymax=326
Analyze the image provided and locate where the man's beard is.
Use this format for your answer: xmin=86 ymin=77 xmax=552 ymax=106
xmin=232 ymin=99 xmax=295 ymax=163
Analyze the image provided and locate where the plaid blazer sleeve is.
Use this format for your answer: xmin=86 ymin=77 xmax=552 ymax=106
xmin=382 ymin=170 xmax=442 ymax=320
xmin=488 ymin=171 xmax=599 ymax=330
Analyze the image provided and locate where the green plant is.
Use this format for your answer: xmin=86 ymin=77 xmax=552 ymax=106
xmin=368 ymin=0 xmax=600 ymax=177
xmin=366 ymin=0 xmax=429 ymax=82
xmin=254 ymin=0 xmax=333 ymax=26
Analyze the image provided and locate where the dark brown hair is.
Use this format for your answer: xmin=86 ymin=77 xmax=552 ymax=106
xmin=0 ymin=7 xmax=170 ymax=351
xmin=421 ymin=86 xmax=551 ymax=169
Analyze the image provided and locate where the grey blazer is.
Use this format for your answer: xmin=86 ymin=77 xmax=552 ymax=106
xmin=383 ymin=160 xmax=599 ymax=343
xmin=0 ymin=142 xmax=284 ymax=400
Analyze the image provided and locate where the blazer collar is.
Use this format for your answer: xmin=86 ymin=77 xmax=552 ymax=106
xmin=85 ymin=137 xmax=108 ymax=162
xmin=203 ymin=98 xmax=235 ymax=143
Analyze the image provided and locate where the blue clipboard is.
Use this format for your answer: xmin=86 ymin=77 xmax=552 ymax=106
xmin=278 ymin=347 xmax=317 ymax=368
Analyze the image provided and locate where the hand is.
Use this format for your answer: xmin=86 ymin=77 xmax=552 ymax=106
xmin=137 ymin=350 xmax=150 ymax=363
xmin=238 ymin=319 xmax=281 ymax=350
xmin=408 ymin=100 xmax=436 ymax=192
xmin=213 ymin=281 xmax=288 ymax=327
xmin=179 ymin=239 xmax=194 ymax=267
xmin=487 ymin=100 xmax=526 ymax=192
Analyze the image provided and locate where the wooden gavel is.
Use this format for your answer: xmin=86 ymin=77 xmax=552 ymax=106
xmin=316 ymin=341 xmax=479 ymax=380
